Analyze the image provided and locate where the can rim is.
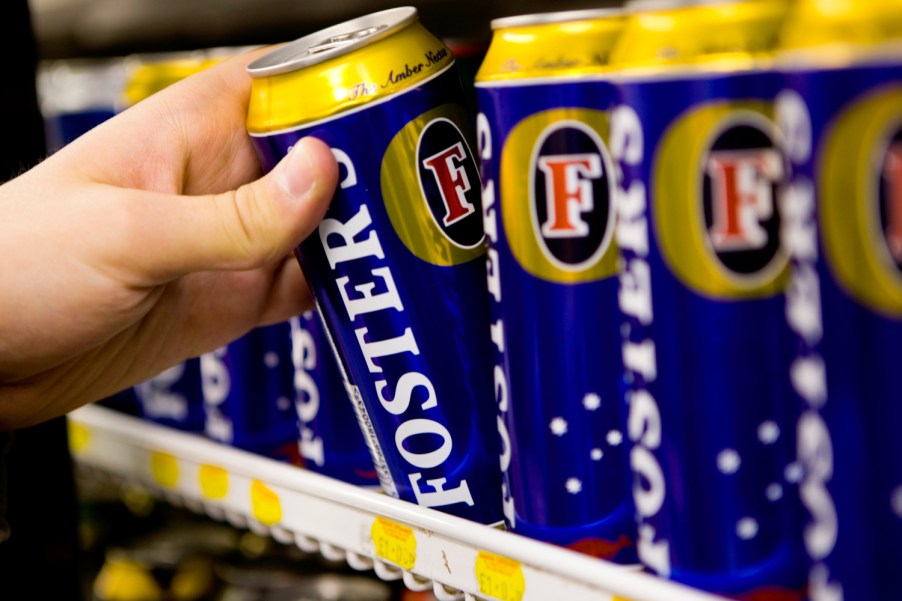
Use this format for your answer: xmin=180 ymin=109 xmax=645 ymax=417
xmin=247 ymin=6 xmax=418 ymax=77
xmin=624 ymin=0 xmax=735 ymax=13
xmin=490 ymin=8 xmax=625 ymax=30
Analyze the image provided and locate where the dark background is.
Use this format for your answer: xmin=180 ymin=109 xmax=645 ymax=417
xmin=31 ymin=0 xmax=621 ymax=59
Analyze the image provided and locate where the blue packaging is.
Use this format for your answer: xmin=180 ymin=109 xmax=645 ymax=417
xmin=475 ymin=74 xmax=637 ymax=561
xmin=251 ymin=64 xmax=503 ymax=524
xmin=290 ymin=311 xmax=379 ymax=487
xmin=779 ymin=56 xmax=902 ymax=601
xmin=200 ymin=323 xmax=299 ymax=462
xmin=612 ymin=68 xmax=807 ymax=598
xmin=134 ymin=359 xmax=206 ymax=432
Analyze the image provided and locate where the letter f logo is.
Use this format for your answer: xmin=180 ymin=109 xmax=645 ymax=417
xmin=422 ymin=141 xmax=475 ymax=226
xmin=706 ymin=149 xmax=783 ymax=251
xmin=538 ymin=153 xmax=603 ymax=238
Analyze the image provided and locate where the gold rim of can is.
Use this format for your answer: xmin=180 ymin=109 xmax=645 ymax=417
xmin=490 ymin=8 xmax=625 ymax=30
xmin=610 ymin=0 xmax=789 ymax=74
xmin=246 ymin=7 xmax=455 ymax=133
xmin=476 ymin=9 xmax=627 ymax=83
xmin=780 ymin=0 xmax=902 ymax=62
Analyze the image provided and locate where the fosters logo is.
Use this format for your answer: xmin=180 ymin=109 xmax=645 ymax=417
xmin=501 ymin=108 xmax=618 ymax=283
xmin=818 ymin=86 xmax=902 ymax=318
xmin=654 ymin=101 xmax=789 ymax=299
xmin=381 ymin=103 xmax=485 ymax=266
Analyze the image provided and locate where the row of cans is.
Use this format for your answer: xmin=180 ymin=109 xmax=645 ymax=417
xmin=243 ymin=1 xmax=902 ymax=600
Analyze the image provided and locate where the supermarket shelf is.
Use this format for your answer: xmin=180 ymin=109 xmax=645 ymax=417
xmin=68 ymin=405 xmax=726 ymax=601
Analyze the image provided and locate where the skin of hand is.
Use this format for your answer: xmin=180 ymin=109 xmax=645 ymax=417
xmin=0 ymin=50 xmax=339 ymax=429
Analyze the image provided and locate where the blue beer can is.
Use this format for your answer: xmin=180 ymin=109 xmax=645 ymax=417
xmin=37 ymin=58 xmax=126 ymax=153
xmin=779 ymin=1 xmax=902 ymax=599
xmin=200 ymin=323 xmax=299 ymax=463
xmin=290 ymin=311 xmax=380 ymax=487
xmin=246 ymin=8 xmax=503 ymax=524
xmin=609 ymin=0 xmax=807 ymax=597
xmin=474 ymin=9 xmax=638 ymax=562
xmin=134 ymin=359 xmax=206 ymax=432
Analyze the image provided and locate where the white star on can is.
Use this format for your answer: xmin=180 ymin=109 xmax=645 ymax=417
xmin=565 ymin=478 xmax=583 ymax=495
xmin=582 ymin=393 xmax=602 ymax=411
xmin=549 ymin=417 xmax=568 ymax=437
xmin=717 ymin=449 xmax=741 ymax=475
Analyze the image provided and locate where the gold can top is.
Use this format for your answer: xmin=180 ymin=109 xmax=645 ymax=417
xmin=780 ymin=0 xmax=902 ymax=62
xmin=123 ymin=53 xmax=222 ymax=107
xmin=246 ymin=7 xmax=454 ymax=134
xmin=476 ymin=8 xmax=626 ymax=83
xmin=610 ymin=0 xmax=789 ymax=73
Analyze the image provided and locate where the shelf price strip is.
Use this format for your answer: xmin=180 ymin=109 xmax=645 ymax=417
xmin=475 ymin=551 xmax=526 ymax=601
xmin=250 ymin=480 xmax=283 ymax=526
xmin=150 ymin=451 xmax=179 ymax=488
xmin=371 ymin=516 xmax=417 ymax=570
xmin=199 ymin=464 xmax=229 ymax=500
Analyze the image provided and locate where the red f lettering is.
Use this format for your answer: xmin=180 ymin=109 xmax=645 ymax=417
xmin=422 ymin=142 xmax=475 ymax=227
xmin=538 ymin=153 xmax=602 ymax=238
xmin=707 ymin=149 xmax=783 ymax=251
xmin=883 ymin=144 xmax=902 ymax=262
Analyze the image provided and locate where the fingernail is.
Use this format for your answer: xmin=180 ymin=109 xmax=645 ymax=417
xmin=276 ymin=138 xmax=319 ymax=200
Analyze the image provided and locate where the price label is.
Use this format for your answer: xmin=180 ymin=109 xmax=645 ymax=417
xmin=199 ymin=465 xmax=228 ymax=500
xmin=371 ymin=516 xmax=416 ymax=570
xmin=67 ymin=421 xmax=91 ymax=454
xmin=475 ymin=551 xmax=525 ymax=601
xmin=150 ymin=452 xmax=179 ymax=488
xmin=250 ymin=480 xmax=282 ymax=526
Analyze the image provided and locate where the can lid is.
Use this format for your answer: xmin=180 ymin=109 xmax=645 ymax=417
xmin=625 ymin=0 xmax=735 ymax=13
xmin=490 ymin=8 xmax=624 ymax=30
xmin=247 ymin=7 xmax=418 ymax=77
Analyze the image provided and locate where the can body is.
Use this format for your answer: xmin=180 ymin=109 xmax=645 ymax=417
xmin=200 ymin=323 xmax=299 ymax=462
xmin=610 ymin=1 xmax=806 ymax=596
xmin=37 ymin=59 xmax=126 ymax=153
xmin=290 ymin=311 xmax=379 ymax=487
xmin=779 ymin=5 xmax=902 ymax=598
xmin=248 ymin=10 xmax=503 ymax=524
xmin=475 ymin=10 xmax=637 ymax=561
xmin=134 ymin=359 xmax=206 ymax=432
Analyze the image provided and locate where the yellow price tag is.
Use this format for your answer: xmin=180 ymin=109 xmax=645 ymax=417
xmin=198 ymin=465 xmax=228 ymax=500
xmin=150 ymin=452 xmax=179 ymax=488
xmin=67 ymin=421 xmax=91 ymax=454
xmin=250 ymin=480 xmax=282 ymax=526
xmin=371 ymin=516 xmax=417 ymax=570
xmin=475 ymin=551 xmax=525 ymax=601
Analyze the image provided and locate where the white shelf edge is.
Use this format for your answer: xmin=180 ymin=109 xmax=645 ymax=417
xmin=68 ymin=404 xmax=728 ymax=601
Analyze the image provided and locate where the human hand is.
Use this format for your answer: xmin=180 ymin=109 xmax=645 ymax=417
xmin=0 ymin=50 xmax=338 ymax=428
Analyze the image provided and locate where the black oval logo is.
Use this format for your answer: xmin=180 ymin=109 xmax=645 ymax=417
xmin=530 ymin=122 xmax=614 ymax=270
xmin=879 ymin=126 xmax=902 ymax=275
xmin=703 ymin=122 xmax=784 ymax=277
xmin=417 ymin=118 xmax=484 ymax=249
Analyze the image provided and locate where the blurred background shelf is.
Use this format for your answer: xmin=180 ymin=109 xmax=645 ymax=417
xmin=30 ymin=0 xmax=619 ymax=59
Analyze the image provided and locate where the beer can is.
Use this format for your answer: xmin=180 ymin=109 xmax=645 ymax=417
xmin=200 ymin=323 xmax=300 ymax=463
xmin=121 ymin=51 xmax=220 ymax=109
xmin=290 ymin=311 xmax=379 ymax=487
xmin=778 ymin=1 xmax=902 ymax=599
xmin=134 ymin=359 xmax=206 ymax=432
xmin=246 ymin=8 xmax=503 ymax=524
xmin=609 ymin=0 xmax=807 ymax=596
xmin=474 ymin=9 xmax=638 ymax=561
xmin=37 ymin=58 xmax=127 ymax=152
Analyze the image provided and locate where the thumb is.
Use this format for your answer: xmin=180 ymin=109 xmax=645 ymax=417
xmin=108 ymin=136 xmax=338 ymax=283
